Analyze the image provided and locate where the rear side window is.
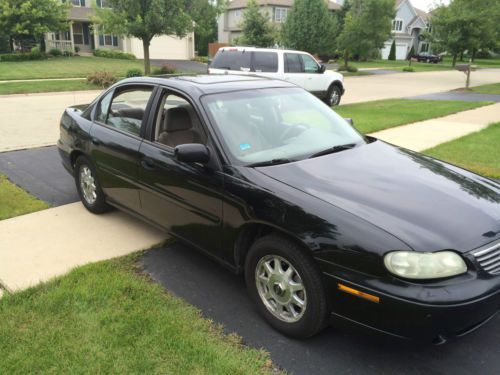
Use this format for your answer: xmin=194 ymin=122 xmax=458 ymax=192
xmin=253 ymin=52 xmax=278 ymax=72
xmin=211 ymin=50 xmax=251 ymax=71
xmin=284 ymin=53 xmax=303 ymax=73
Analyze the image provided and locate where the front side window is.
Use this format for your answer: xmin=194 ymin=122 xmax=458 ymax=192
xmin=211 ymin=50 xmax=252 ymax=71
xmin=253 ymin=52 xmax=278 ymax=73
xmin=301 ymin=54 xmax=319 ymax=73
xmin=153 ymin=93 xmax=207 ymax=148
xmin=202 ymin=88 xmax=365 ymax=165
xmin=284 ymin=53 xmax=303 ymax=73
xmin=98 ymin=87 xmax=153 ymax=136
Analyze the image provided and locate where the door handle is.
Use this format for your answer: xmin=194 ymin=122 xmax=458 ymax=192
xmin=141 ymin=157 xmax=156 ymax=171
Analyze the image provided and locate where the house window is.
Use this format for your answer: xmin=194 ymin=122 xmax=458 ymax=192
xmin=234 ymin=10 xmax=241 ymax=17
xmin=72 ymin=23 xmax=84 ymax=44
xmin=71 ymin=0 xmax=85 ymax=6
xmin=420 ymin=42 xmax=429 ymax=53
xmin=99 ymin=34 xmax=119 ymax=47
xmin=96 ymin=0 xmax=109 ymax=8
xmin=392 ymin=19 xmax=403 ymax=32
xmin=275 ymin=7 xmax=287 ymax=23
xmin=426 ymin=23 xmax=432 ymax=33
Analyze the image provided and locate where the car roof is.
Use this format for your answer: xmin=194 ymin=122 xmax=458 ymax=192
xmin=217 ymin=46 xmax=312 ymax=55
xmin=116 ymin=74 xmax=298 ymax=96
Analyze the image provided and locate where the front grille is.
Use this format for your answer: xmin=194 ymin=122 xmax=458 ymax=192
xmin=472 ymin=242 xmax=500 ymax=275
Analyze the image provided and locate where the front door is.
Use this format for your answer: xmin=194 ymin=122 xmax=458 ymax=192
xmin=90 ymin=85 xmax=156 ymax=212
xmin=138 ymin=90 xmax=224 ymax=256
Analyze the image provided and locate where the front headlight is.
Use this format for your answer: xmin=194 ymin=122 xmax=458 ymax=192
xmin=384 ymin=251 xmax=467 ymax=279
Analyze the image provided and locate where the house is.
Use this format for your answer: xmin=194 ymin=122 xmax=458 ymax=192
xmin=381 ymin=0 xmax=432 ymax=60
xmin=44 ymin=0 xmax=195 ymax=60
xmin=217 ymin=0 xmax=341 ymax=44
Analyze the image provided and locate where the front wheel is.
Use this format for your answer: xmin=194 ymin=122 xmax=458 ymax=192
xmin=324 ymin=84 xmax=342 ymax=107
xmin=74 ymin=156 xmax=111 ymax=214
xmin=245 ymin=234 xmax=328 ymax=338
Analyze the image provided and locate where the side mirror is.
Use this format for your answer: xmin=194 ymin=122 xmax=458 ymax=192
xmin=344 ymin=118 xmax=354 ymax=126
xmin=319 ymin=64 xmax=326 ymax=73
xmin=174 ymin=143 xmax=210 ymax=164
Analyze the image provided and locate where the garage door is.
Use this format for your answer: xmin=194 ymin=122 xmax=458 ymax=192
xmin=381 ymin=42 xmax=408 ymax=60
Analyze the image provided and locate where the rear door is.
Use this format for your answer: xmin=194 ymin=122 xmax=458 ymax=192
xmin=283 ymin=52 xmax=305 ymax=88
xmin=251 ymin=51 xmax=280 ymax=79
xmin=137 ymin=89 xmax=224 ymax=257
xmin=90 ymin=84 xmax=156 ymax=212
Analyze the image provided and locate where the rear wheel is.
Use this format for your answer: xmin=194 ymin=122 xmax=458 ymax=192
xmin=74 ymin=156 xmax=111 ymax=214
xmin=245 ymin=234 xmax=328 ymax=338
xmin=324 ymin=84 xmax=342 ymax=107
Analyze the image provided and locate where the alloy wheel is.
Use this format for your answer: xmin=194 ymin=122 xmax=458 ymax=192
xmin=79 ymin=165 xmax=97 ymax=205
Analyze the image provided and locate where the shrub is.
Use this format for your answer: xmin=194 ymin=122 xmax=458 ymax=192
xmin=0 ymin=50 xmax=45 ymax=62
xmin=126 ymin=68 xmax=143 ymax=78
xmin=337 ymin=65 xmax=358 ymax=73
xmin=93 ymin=49 xmax=136 ymax=60
xmin=402 ymin=67 xmax=415 ymax=72
xmin=192 ymin=55 xmax=209 ymax=64
xmin=74 ymin=46 xmax=80 ymax=53
xmin=388 ymin=40 xmax=396 ymax=61
xmin=62 ymin=50 xmax=74 ymax=57
xmin=49 ymin=48 xmax=62 ymax=57
xmin=152 ymin=64 xmax=177 ymax=75
xmin=407 ymin=45 xmax=415 ymax=60
xmin=87 ymin=71 xmax=117 ymax=88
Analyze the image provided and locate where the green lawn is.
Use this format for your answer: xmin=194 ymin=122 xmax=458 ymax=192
xmin=470 ymin=82 xmax=500 ymax=95
xmin=0 ymin=79 xmax=100 ymax=95
xmin=335 ymin=99 xmax=493 ymax=133
xmin=0 ymin=175 xmax=49 ymax=220
xmin=0 ymin=254 xmax=275 ymax=374
xmin=0 ymin=56 xmax=146 ymax=80
xmin=424 ymin=122 xmax=500 ymax=178
xmin=442 ymin=56 xmax=500 ymax=69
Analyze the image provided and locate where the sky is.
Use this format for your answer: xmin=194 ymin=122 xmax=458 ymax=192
xmin=407 ymin=0 xmax=451 ymax=11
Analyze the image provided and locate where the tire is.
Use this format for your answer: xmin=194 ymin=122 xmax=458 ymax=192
xmin=324 ymin=84 xmax=342 ymax=107
xmin=244 ymin=234 xmax=328 ymax=338
xmin=74 ymin=155 xmax=111 ymax=214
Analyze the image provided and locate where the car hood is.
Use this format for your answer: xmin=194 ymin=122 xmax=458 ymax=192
xmin=256 ymin=141 xmax=500 ymax=252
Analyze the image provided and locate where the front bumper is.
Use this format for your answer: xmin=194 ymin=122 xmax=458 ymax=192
xmin=322 ymin=268 xmax=500 ymax=343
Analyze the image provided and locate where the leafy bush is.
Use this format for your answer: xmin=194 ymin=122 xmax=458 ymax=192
xmin=87 ymin=71 xmax=117 ymax=88
xmin=49 ymin=48 xmax=62 ymax=57
xmin=402 ymin=67 xmax=415 ymax=72
xmin=93 ymin=49 xmax=136 ymax=60
xmin=192 ymin=55 xmax=209 ymax=63
xmin=74 ymin=46 xmax=80 ymax=53
xmin=337 ymin=65 xmax=358 ymax=73
xmin=126 ymin=68 xmax=143 ymax=78
xmin=0 ymin=50 xmax=46 ymax=62
xmin=62 ymin=50 xmax=74 ymax=57
xmin=388 ymin=40 xmax=396 ymax=61
xmin=152 ymin=64 xmax=177 ymax=75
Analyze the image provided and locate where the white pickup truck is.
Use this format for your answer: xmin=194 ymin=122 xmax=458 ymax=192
xmin=208 ymin=46 xmax=345 ymax=106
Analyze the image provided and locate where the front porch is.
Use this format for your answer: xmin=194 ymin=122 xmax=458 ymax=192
xmin=45 ymin=21 xmax=99 ymax=54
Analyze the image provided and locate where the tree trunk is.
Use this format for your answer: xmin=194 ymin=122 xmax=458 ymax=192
xmin=471 ymin=49 xmax=476 ymax=62
xmin=142 ymin=39 xmax=151 ymax=75
xmin=343 ymin=49 xmax=348 ymax=70
xmin=9 ymin=36 xmax=14 ymax=53
xmin=459 ymin=51 xmax=463 ymax=61
xmin=452 ymin=54 xmax=457 ymax=67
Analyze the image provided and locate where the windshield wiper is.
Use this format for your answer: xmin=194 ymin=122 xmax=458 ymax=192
xmin=246 ymin=158 xmax=295 ymax=167
xmin=308 ymin=143 xmax=357 ymax=159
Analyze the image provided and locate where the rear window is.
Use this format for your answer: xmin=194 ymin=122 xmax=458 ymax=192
xmin=211 ymin=50 xmax=252 ymax=71
xmin=253 ymin=52 xmax=278 ymax=73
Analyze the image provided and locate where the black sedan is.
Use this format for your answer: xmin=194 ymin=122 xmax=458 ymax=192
xmin=58 ymin=75 xmax=500 ymax=343
xmin=412 ymin=52 xmax=443 ymax=63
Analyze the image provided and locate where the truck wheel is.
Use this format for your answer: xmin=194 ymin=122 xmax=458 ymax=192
xmin=324 ymin=84 xmax=342 ymax=106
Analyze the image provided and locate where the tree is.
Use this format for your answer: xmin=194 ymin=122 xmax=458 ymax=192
xmin=0 ymin=0 xmax=69 ymax=52
xmin=94 ymin=0 xmax=192 ymax=74
xmin=429 ymin=0 xmax=500 ymax=65
xmin=388 ymin=40 xmax=396 ymax=60
xmin=238 ymin=0 xmax=275 ymax=47
xmin=281 ymin=0 xmax=336 ymax=56
xmin=337 ymin=0 xmax=394 ymax=68
xmin=187 ymin=0 xmax=225 ymax=56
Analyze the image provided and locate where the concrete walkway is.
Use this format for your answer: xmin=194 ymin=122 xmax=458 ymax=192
xmin=371 ymin=102 xmax=500 ymax=151
xmin=342 ymin=68 xmax=500 ymax=104
xmin=0 ymin=90 xmax=100 ymax=152
xmin=0 ymin=203 xmax=167 ymax=292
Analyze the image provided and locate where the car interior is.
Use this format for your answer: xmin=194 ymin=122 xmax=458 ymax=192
xmin=154 ymin=94 xmax=207 ymax=148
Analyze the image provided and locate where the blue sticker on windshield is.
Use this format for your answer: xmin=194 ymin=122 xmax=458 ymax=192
xmin=239 ymin=143 xmax=251 ymax=151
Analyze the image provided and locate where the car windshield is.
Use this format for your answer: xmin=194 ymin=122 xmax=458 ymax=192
xmin=202 ymin=88 xmax=365 ymax=166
